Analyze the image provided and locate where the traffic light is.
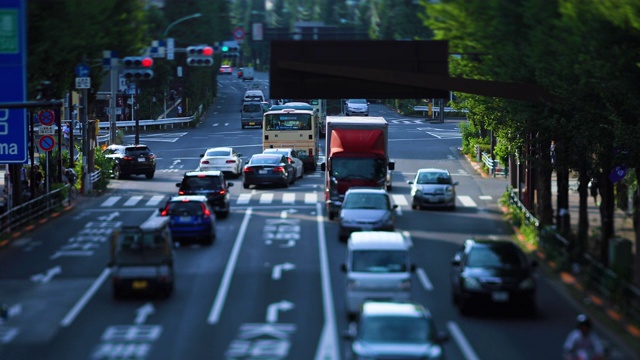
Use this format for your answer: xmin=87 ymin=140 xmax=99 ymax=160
xmin=186 ymin=45 xmax=214 ymax=66
xmin=222 ymin=46 xmax=239 ymax=59
xmin=122 ymin=57 xmax=154 ymax=80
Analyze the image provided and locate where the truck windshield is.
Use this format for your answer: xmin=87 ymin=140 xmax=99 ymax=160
xmin=331 ymin=157 xmax=386 ymax=181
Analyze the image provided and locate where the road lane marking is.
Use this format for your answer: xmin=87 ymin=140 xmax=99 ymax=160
xmin=259 ymin=193 xmax=274 ymax=204
xmin=392 ymin=194 xmax=408 ymax=206
xmin=123 ymin=195 xmax=143 ymax=206
xmin=304 ymin=193 xmax=317 ymax=204
xmin=146 ymin=195 xmax=165 ymax=207
xmin=208 ymin=208 xmax=252 ymax=324
xmin=282 ymin=193 xmax=295 ymax=204
xmin=416 ymin=268 xmax=434 ymax=291
xmin=478 ymin=195 xmax=492 ymax=200
xmin=457 ymin=195 xmax=477 ymax=207
xmin=236 ymin=193 xmax=251 ymax=204
xmin=101 ymin=196 xmax=121 ymax=207
xmin=61 ymin=267 xmax=112 ymax=327
xmin=447 ymin=321 xmax=481 ymax=360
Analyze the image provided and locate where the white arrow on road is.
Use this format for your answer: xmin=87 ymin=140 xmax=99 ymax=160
xmin=271 ymin=262 xmax=296 ymax=280
xmin=134 ymin=302 xmax=155 ymax=324
xmin=280 ymin=209 xmax=298 ymax=219
xmin=172 ymin=159 xmax=181 ymax=166
xmin=30 ymin=266 xmax=62 ymax=284
xmin=266 ymin=300 xmax=294 ymax=323
xmin=97 ymin=211 xmax=120 ymax=222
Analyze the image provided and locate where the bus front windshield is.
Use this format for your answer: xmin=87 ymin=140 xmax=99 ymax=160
xmin=265 ymin=114 xmax=312 ymax=131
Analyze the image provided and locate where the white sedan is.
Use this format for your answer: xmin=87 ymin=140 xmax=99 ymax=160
xmin=198 ymin=147 xmax=243 ymax=177
xmin=262 ymin=148 xmax=304 ymax=179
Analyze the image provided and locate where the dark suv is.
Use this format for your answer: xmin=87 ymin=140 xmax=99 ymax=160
xmin=176 ymin=171 xmax=233 ymax=218
xmin=104 ymin=144 xmax=156 ymax=179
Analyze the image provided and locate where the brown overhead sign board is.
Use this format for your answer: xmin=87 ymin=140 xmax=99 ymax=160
xmin=270 ymin=40 xmax=450 ymax=100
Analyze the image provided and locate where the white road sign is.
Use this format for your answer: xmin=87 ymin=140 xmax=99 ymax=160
xmin=75 ymin=77 xmax=91 ymax=89
xmin=39 ymin=126 xmax=55 ymax=135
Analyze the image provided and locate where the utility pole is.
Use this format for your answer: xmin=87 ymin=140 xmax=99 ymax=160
xmin=109 ymin=58 xmax=118 ymax=144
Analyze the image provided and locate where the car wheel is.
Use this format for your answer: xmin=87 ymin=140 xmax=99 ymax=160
xmin=328 ymin=210 xmax=335 ymax=221
xmin=298 ymin=168 xmax=304 ymax=179
xmin=459 ymin=297 xmax=472 ymax=316
xmin=291 ymin=171 xmax=296 ymax=184
xmin=243 ymin=182 xmax=249 ymax=189
xmin=282 ymin=178 xmax=289 ymax=188
xmin=145 ymin=171 xmax=155 ymax=179
xmin=203 ymin=232 xmax=215 ymax=246
xmin=112 ymin=286 xmax=123 ymax=300
xmin=386 ymin=183 xmax=393 ymax=192
xmin=241 ymin=124 xmax=246 ymax=129
xmin=113 ymin=165 xmax=121 ymax=179
xmin=451 ymin=290 xmax=459 ymax=304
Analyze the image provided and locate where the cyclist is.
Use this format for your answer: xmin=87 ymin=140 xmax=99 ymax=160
xmin=563 ymin=314 xmax=605 ymax=360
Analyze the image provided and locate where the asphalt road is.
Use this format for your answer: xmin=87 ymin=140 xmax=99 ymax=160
xmin=0 ymin=72 xmax=635 ymax=360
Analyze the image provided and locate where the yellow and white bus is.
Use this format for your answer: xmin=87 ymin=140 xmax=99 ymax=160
xmin=263 ymin=107 xmax=320 ymax=172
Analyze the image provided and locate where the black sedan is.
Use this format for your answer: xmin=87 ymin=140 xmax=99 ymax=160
xmin=242 ymin=153 xmax=295 ymax=189
xmin=451 ymin=238 xmax=538 ymax=315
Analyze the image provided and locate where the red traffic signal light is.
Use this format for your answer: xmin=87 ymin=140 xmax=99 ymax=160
xmin=202 ymin=46 xmax=213 ymax=56
xmin=141 ymin=57 xmax=153 ymax=67
xmin=122 ymin=56 xmax=154 ymax=80
xmin=186 ymin=45 xmax=214 ymax=66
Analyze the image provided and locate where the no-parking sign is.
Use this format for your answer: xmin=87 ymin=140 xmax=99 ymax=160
xmin=39 ymin=135 xmax=55 ymax=152
xmin=38 ymin=109 xmax=55 ymax=126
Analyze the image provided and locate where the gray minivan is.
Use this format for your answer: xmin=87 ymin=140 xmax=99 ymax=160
xmin=341 ymin=231 xmax=416 ymax=317
xmin=240 ymin=101 xmax=269 ymax=129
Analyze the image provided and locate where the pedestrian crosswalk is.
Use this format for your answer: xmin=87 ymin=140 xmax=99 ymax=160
xmin=97 ymin=193 xmax=491 ymax=208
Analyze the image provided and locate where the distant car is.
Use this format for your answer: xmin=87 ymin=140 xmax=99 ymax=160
xmin=198 ymin=147 xmax=243 ymax=178
xmin=338 ymin=187 xmax=397 ymax=241
xmin=262 ymin=148 xmax=304 ymax=179
xmin=451 ymin=238 xmax=538 ymax=315
xmin=219 ymin=65 xmax=233 ymax=75
xmin=408 ymin=168 xmax=458 ymax=210
xmin=345 ymin=99 xmax=369 ymax=116
xmin=176 ymin=171 xmax=233 ymax=218
xmin=237 ymin=67 xmax=243 ymax=78
xmin=159 ymin=195 xmax=216 ymax=245
xmin=243 ymin=153 xmax=295 ymax=189
xmin=344 ymin=301 xmax=449 ymax=359
xmin=103 ymin=144 xmax=156 ymax=180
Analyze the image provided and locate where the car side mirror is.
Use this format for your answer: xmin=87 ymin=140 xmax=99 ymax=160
xmin=175 ymin=183 xmax=181 ymax=187
xmin=200 ymin=154 xmax=204 ymax=158
xmin=453 ymin=180 xmax=459 ymax=186
xmin=320 ymin=163 xmax=326 ymax=171
xmin=227 ymin=182 xmax=234 ymax=187
xmin=410 ymin=263 xmax=416 ymax=272
xmin=435 ymin=331 xmax=450 ymax=344
xmin=388 ymin=160 xmax=395 ymax=171
xmin=393 ymin=204 xmax=398 ymax=209
xmin=407 ymin=180 xmax=414 ymax=185
xmin=340 ymin=263 xmax=347 ymax=272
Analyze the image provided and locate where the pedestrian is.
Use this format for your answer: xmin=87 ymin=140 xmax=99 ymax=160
xmin=33 ymin=165 xmax=43 ymax=192
xmin=590 ymin=177 xmax=599 ymax=206
xmin=62 ymin=122 xmax=70 ymax=148
xmin=176 ymin=105 xmax=183 ymax=117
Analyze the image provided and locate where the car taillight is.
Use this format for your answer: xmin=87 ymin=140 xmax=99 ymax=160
xmin=123 ymin=156 xmax=133 ymax=161
xmin=200 ymin=203 xmax=211 ymax=217
xmin=148 ymin=154 xmax=155 ymax=159
xmin=226 ymin=160 xmax=236 ymax=164
xmin=274 ymin=166 xmax=285 ymax=173
xmin=219 ymin=189 xmax=226 ymax=195
xmin=244 ymin=167 xmax=254 ymax=173
xmin=309 ymin=149 xmax=313 ymax=156
xmin=287 ymin=157 xmax=293 ymax=164
xmin=201 ymin=160 xmax=210 ymax=164
xmin=160 ymin=207 xmax=169 ymax=216
xmin=178 ymin=191 xmax=185 ymax=195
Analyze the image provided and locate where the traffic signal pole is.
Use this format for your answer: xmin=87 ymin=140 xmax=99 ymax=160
xmin=109 ymin=58 xmax=118 ymax=145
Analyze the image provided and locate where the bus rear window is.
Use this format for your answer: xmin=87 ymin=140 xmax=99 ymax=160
xmin=265 ymin=114 xmax=312 ymax=131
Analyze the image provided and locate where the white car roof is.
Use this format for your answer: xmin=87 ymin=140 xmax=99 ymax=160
xmin=348 ymin=231 xmax=409 ymax=250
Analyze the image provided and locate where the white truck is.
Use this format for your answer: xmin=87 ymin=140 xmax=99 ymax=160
xmin=320 ymin=116 xmax=395 ymax=220
xmin=242 ymin=66 xmax=254 ymax=81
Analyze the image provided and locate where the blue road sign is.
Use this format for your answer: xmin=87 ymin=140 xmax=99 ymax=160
xmin=75 ymin=63 xmax=90 ymax=77
xmin=0 ymin=0 xmax=28 ymax=163
xmin=39 ymin=135 xmax=55 ymax=152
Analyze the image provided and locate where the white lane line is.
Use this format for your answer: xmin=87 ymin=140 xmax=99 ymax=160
xmin=304 ymin=193 xmax=317 ymax=204
xmin=282 ymin=193 xmax=296 ymax=204
xmin=447 ymin=321 xmax=481 ymax=360
xmin=123 ymin=195 xmax=143 ymax=207
xmin=478 ymin=195 xmax=492 ymax=200
xmin=392 ymin=194 xmax=408 ymax=206
xmin=101 ymin=196 xmax=121 ymax=207
xmin=416 ymin=268 xmax=434 ymax=291
xmin=146 ymin=195 xmax=165 ymax=207
xmin=314 ymin=203 xmax=340 ymax=360
xmin=208 ymin=208 xmax=252 ymax=324
xmin=457 ymin=195 xmax=477 ymax=207
xmin=236 ymin=193 xmax=251 ymax=204
xmin=259 ymin=193 xmax=274 ymax=204
xmin=61 ymin=268 xmax=112 ymax=327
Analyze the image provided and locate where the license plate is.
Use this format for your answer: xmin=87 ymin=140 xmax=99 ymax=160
xmin=259 ymin=170 xmax=268 ymax=174
xmin=137 ymin=158 xmax=146 ymax=162
xmin=249 ymin=122 xmax=255 ymax=125
xmin=132 ymin=280 xmax=148 ymax=289
xmin=179 ymin=216 xmax=191 ymax=222
xmin=492 ymin=291 xmax=509 ymax=302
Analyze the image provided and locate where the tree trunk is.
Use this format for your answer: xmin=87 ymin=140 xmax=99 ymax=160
xmin=536 ymin=145 xmax=554 ymax=227
xmin=577 ymin=167 xmax=590 ymax=256
xmin=598 ymin=170 xmax=615 ymax=267
xmin=634 ymin=170 xmax=640 ymax=286
xmin=555 ymin=138 xmax=570 ymax=237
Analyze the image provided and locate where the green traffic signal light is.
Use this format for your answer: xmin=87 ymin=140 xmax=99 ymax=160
xmin=222 ymin=46 xmax=229 ymax=52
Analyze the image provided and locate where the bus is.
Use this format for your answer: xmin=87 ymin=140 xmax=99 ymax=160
xmin=262 ymin=108 xmax=320 ymax=172
xmin=277 ymin=99 xmax=327 ymax=138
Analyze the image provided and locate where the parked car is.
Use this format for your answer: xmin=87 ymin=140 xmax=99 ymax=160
xmin=198 ymin=147 xmax=243 ymax=178
xmin=344 ymin=301 xmax=449 ymax=359
xmin=242 ymin=153 xmax=295 ymax=189
xmin=408 ymin=168 xmax=458 ymax=210
xmin=262 ymin=148 xmax=304 ymax=179
xmin=176 ymin=171 xmax=233 ymax=218
xmin=237 ymin=67 xmax=243 ymax=78
xmin=338 ymin=187 xmax=397 ymax=241
xmin=451 ymin=238 xmax=538 ymax=315
xmin=103 ymin=144 xmax=156 ymax=180
xmin=219 ymin=65 xmax=233 ymax=75
xmin=159 ymin=195 xmax=216 ymax=245
xmin=345 ymin=99 xmax=369 ymax=116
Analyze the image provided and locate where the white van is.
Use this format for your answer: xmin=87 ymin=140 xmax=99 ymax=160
xmin=341 ymin=231 xmax=416 ymax=317
xmin=243 ymin=90 xmax=265 ymax=103
xmin=242 ymin=66 xmax=254 ymax=81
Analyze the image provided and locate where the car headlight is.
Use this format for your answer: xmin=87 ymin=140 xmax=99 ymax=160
xmin=398 ymin=279 xmax=411 ymax=290
xmin=445 ymin=186 xmax=454 ymax=195
xmin=519 ymin=277 xmax=536 ymax=290
xmin=347 ymin=279 xmax=359 ymax=290
xmin=377 ymin=213 xmax=393 ymax=226
xmin=462 ymin=277 xmax=482 ymax=290
xmin=341 ymin=217 xmax=356 ymax=226
xmin=413 ymin=189 xmax=423 ymax=197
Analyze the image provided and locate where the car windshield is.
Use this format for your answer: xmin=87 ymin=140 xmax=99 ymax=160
xmin=331 ymin=157 xmax=386 ymax=181
xmin=359 ymin=316 xmax=430 ymax=343
xmin=166 ymin=201 xmax=204 ymax=216
xmin=351 ymin=250 xmax=407 ymax=273
xmin=466 ymin=245 xmax=527 ymax=268
xmin=181 ymin=176 xmax=222 ymax=191
xmin=343 ymin=193 xmax=389 ymax=210
xmin=416 ymin=172 xmax=451 ymax=185
xmin=206 ymin=150 xmax=231 ymax=157
xmin=242 ymin=103 xmax=262 ymax=112
xmin=349 ymin=99 xmax=367 ymax=104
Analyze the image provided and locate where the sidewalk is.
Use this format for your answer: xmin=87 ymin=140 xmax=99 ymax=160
xmin=465 ymin=154 xmax=640 ymax=356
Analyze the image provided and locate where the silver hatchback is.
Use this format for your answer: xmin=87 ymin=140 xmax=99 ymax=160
xmin=338 ymin=187 xmax=397 ymax=241
xmin=408 ymin=168 xmax=458 ymax=210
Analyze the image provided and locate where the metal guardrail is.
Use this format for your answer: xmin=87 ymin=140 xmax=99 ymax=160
xmin=482 ymin=152 xmax=506 ymax=177
xmin=90 ymin=169 xmax=101 ymax=183
xmin=0 ymin=186 xmax=70 ymax=235
xmin=507 ymin=187 xmax=640 ymax=326
xmin=413 ymin=106 xmax=469 ymax=113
